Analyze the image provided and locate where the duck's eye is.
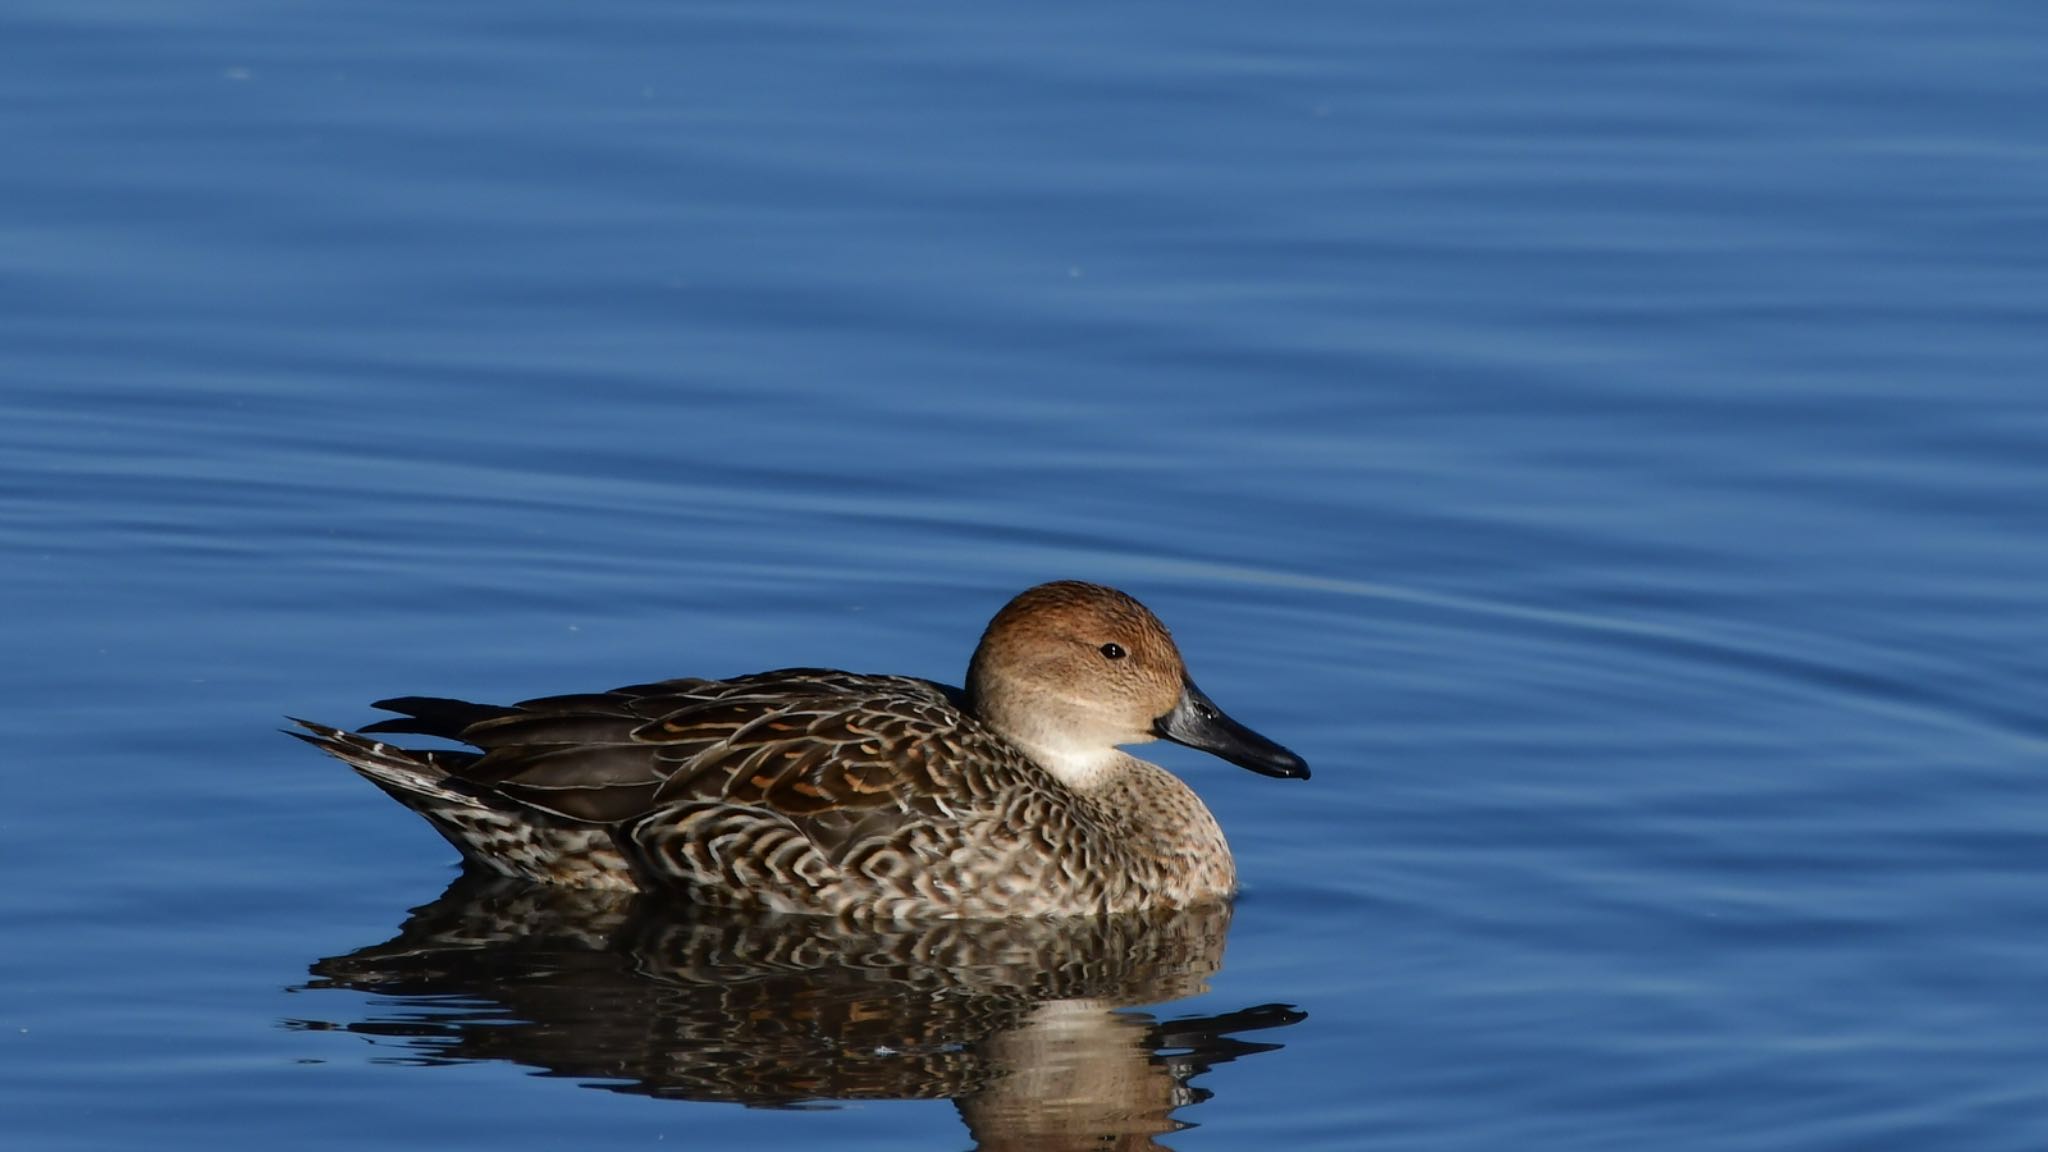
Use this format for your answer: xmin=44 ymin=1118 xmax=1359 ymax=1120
xmin=1099 ymin=642 xmax=1127 ymax=660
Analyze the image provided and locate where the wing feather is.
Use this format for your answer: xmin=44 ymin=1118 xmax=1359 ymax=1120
xmin=366 ymin=670 xmax=1027 ymax=833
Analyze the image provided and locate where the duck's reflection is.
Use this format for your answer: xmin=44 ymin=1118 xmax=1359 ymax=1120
xmin=293 ymin=874 xmax=1303 ymax=1148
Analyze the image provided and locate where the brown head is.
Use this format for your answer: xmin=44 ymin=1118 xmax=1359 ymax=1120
xmin=965 ymin=581 xmax=1309 ymax=788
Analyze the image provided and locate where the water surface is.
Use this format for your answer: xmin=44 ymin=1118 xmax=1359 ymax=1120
xmin=3 ymin=1 xmax=2046 ymax=1148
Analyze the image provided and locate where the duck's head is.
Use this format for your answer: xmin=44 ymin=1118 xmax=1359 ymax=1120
xmin=965 ymin=581 xmax=1309 ymax=789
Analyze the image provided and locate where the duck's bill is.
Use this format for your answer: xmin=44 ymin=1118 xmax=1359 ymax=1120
xmin=1154 ymin=679 xmax=1310 ymax=780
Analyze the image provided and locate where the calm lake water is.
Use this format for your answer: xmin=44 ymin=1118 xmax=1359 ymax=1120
xmin=4 ymin=1 xmax=2046 ymax=1148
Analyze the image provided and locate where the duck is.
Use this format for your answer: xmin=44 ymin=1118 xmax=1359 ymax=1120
xmin=291 ymin=580 xmax=1308 ymax=920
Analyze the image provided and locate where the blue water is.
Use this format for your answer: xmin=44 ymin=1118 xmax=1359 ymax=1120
xmin=5 ymin=0 xmax=2046 ymax=1147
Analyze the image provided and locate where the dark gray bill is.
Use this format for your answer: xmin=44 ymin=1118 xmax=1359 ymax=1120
xmin=1154 ymin=678 xmax=1310 ymax=780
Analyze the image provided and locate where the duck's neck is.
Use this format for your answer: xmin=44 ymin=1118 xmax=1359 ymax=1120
xmin=1006 ymin=736 xmax=1128 ymax=790
xmin=969 ymin=674 xmax=1132 ymax=791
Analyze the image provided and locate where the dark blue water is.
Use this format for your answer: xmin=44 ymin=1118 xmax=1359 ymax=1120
xmin=5 ymin=1 xmax=2046 ymax=1148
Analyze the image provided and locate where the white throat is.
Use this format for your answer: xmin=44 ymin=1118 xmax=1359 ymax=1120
xmin=1016 ymin=739 xmax=1128 ymax=790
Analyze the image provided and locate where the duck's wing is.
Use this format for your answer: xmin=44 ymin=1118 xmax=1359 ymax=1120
xmin=361 ymin=669 xmax=1023 ymax=828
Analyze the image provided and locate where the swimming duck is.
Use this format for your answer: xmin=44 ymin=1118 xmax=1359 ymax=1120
xmin=292 ymin=580 xmax=1307 ymax=919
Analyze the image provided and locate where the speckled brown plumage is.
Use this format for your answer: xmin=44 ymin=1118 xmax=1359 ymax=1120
xmin=292 ymin=581 xmax=1308 ymax=919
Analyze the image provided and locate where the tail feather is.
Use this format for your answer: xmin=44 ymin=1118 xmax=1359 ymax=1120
xmin=360 ymin=696 xmax=522 ymax=740
xmin=287 ymin=718 xmax=481 ymax=801
xmin=288 ymin=717 xmax=639 ymax=891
